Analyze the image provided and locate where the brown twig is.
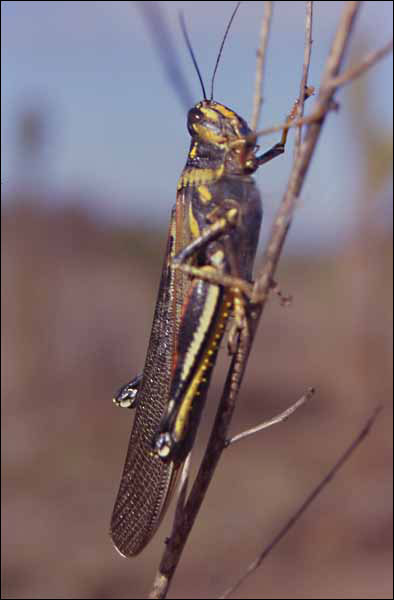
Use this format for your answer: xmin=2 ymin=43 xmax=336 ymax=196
xmin=149 ymin=325 xmax=252 ymax=599
xmin=147 ymin=2 xmax=390 ymax=598
xmin=219 ymin=405 xmax=383 ymax=599
xmin=148 ymin=4 xmax=316 ymax=596
xmin=253 ymin=107 xmax=329 ymax=142
xmin=175 ymin=452 xmax=191 ymax=511
xmin=252 ymin=0 xmax=361 ymax=304
xmin=294 ymin=1 xmax=314 ymax=154
xmin=250 ymin=1 xmax=273 ymax=131
xmin=148 ymin=454 xmax=191 ymax=599
xmin=226 ymin=387 xmax=315 ymax=447
xmin=253 ymin=37 xmax=392 ymax=143
xmin=330 ymin=39 xmax=393 ymax=88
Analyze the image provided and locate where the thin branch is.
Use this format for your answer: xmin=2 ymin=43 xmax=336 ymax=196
xmin=149 ymin=324 xmax=252 ymax=599
xmin=226 ymin=387 xmax=315 ymax=447
xmin=253 ymin=40 xmax=392 ymax=144
xmin=253 ymin=107 xmax=330 ymax=142
xmin=294 ymin=1 xmax=314 ymax=154
xmin=250 ymin=1 xmax=273 ymax=131
xmin=219 ymin=405 xmax=383 ymax=599
xmin=252 ymin=0 xmax=361 ymax=304
xmin=147 ymin=3 xmax=390 ymax=598
xmin=176 ymin=452 xmax=192 ymax=510
xmin=148 ymin=454 xmax=192 ymax=600
xmin=330 ymin=39 xmax=393 ymax=88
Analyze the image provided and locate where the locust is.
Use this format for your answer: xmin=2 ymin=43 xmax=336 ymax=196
xmin=110 ymin=2 xmax=296 ymax=558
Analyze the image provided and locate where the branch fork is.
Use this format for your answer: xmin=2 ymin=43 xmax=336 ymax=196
xmin=148 ymin=2 xmax=391 ymax=597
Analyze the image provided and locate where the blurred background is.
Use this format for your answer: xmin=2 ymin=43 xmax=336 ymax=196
xmin=1 ymin=1 xmax=393 ymax=598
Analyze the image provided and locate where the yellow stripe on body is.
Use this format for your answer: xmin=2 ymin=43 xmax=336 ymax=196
xmin=178 ymin=281 xmax=220 ymax=386
xmin=174 ymin=291 xmax=232 ymax=440
xmin=188 ymin=202 xmax=200 ymax=239
xmin=177 ymin=165 xmax=224 ymax=190
xmin=189 ymin=142 xmax=198 ymax=159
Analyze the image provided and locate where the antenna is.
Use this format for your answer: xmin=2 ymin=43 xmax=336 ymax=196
xmin=179 ymin=12 xmax=207 ymax=101
xmin=210 ymin=2 xmax=242 ymax=100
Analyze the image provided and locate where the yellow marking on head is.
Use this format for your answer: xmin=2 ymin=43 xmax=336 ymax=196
xmin=193 ymin=123 xmax=226 ymax=145
xmin=197 ymin=185 xmax=212 ymax=204
xmin=213 ymin=104 xmax=237 ymax=119
xmin=188 ymin=202 xmax=200 ymax=239
xmin=200 ymin=106 xmax=220 ymax=122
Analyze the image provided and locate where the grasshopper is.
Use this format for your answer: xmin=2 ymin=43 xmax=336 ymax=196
xmin=110 ymin=3 xmax=294 ymax=558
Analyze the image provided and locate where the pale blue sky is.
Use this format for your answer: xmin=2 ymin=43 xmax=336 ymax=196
xmin=2 ymin=1 xmax=393 ymax=252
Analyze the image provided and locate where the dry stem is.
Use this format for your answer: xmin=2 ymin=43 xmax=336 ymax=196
xmin=250 ymin=1 xmax=273 ymax=131
xmin=226 ymin=387 xmax=315 ymax=447
xmin=219 ymin=406 xmax=383 ymax=599
xmin=148 ymin=2 xmax=391 ymax=598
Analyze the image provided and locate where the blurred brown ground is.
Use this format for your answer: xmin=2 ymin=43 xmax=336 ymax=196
xmin=2 ymin=190 xmax=392 ymax=598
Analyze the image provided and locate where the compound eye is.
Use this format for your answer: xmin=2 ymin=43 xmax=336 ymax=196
xmin=187 ymin=106 xmax=224 ymax=142
xmin=188 ymin=107 xmax=201 ymax=122
xmin=187 ymin=107 xmax=202 ymax=136
xmin=187 ymin=107 xmax=202 ymax=134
